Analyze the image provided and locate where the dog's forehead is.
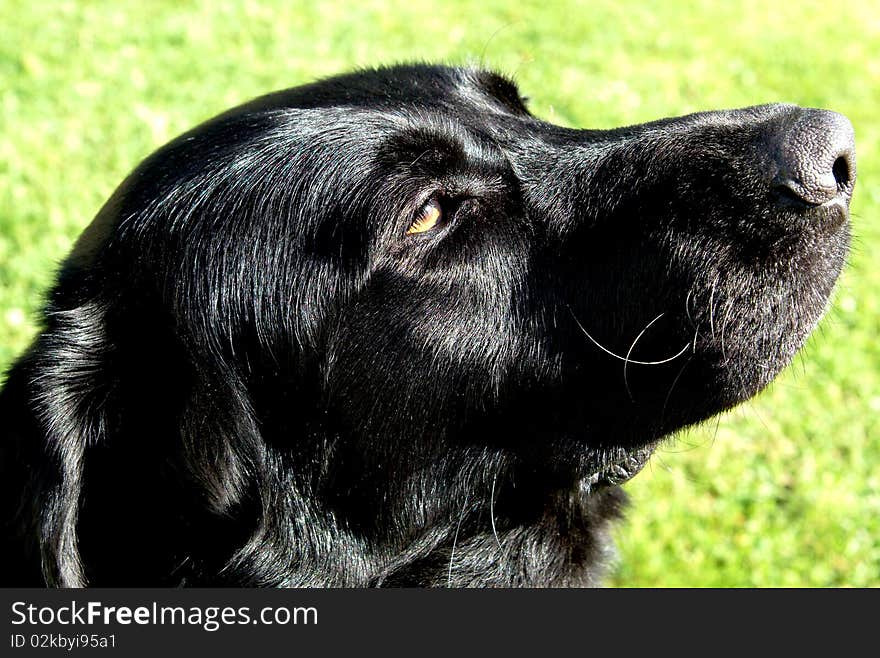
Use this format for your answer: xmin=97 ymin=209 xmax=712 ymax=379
xmin=453 ymin=68 xmax=529 ymax=114
xmin=250 ymin=65 xmax=527 ymax=117
xmin=221 ymin=65 xmax=534 ymax=161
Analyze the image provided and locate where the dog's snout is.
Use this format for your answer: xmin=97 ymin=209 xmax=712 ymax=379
xmin=772 ymin=109 xmax=856 ymax=206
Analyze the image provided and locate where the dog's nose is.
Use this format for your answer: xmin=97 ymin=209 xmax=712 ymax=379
xmin=773 ymin=109 xmax=856 ymax=206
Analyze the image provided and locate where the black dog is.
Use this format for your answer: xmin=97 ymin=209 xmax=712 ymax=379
xmin=0 ymin=65 xmax=856 ymax=586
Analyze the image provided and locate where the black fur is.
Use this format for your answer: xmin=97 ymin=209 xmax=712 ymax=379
xmin=0 ymin=64 xmax=853 ymax=586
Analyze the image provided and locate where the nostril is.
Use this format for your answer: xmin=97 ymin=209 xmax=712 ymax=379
xmin=771 ymin=109 xmax=856 ymax=206
xmin=832 ymin=155 xmax=850 ymax=191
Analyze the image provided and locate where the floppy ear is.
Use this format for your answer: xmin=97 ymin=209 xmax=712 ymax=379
xmin=24 ymin=300 xmax=111 ymax=587
xmin=22 ymin=295 xmax=273 ymax=586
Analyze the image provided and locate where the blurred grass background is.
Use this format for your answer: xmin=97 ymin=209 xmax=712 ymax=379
xmin=1 ymin=0 xmax=877 ymax=586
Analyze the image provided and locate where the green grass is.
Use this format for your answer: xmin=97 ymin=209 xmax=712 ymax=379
xmin=1 ymin=0 xmax=878 ymax=586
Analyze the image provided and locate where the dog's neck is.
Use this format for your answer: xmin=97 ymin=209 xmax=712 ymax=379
xmin=201 ymin=436 xmax=629 ymax=587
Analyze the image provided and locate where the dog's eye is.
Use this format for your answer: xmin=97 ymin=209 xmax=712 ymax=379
xmin=406 ymin=197 xmax=443 ymax=235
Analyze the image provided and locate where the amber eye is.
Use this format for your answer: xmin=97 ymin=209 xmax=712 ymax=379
xmin=406 ymin=197 xmax=443 ymax=235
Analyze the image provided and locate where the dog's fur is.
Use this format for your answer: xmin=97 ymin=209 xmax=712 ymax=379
xmin=0 ymin=65 xmax=853 ymax=586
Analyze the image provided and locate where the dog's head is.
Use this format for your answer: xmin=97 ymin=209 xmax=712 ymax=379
xmin=33 ymin=64 xmax=854 ymax=585
xmin=79 ymin=64 xmax=855 ymax=487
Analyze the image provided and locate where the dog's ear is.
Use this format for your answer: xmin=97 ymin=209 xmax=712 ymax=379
xmin=22 ymin=297 xmax=270 ymax=585
xmin=24 ymin=301 xmax=111 ymax=587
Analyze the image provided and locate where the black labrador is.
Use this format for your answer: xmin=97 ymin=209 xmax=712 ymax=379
xmin=0 ymin=65 xmax=856 ymax=586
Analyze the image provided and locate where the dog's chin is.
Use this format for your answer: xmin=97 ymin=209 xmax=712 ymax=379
xmin=680 ymin=215 xmax=849 ymax=417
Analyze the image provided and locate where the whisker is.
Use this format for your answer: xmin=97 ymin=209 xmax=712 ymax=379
xmin=684 ymin=288 xmax=701 ymax=353
xmin=570 ymin=308 xmax=689 ymax=365
xmin=447 ymin=502 xmax=467 ymax=587
xmin=720 ymin=297 xmax=734 ymax=363
xmin=710 ymin=414 xmax=722 ymax=450
xmin=733 ymin=368 xmax=772 ymax=435
xmin=708 ymin=273 xmax=720 ymax=338
xmin=490 ymin=471 xmax=503 ymax=553
xmin=622 ymin=313 xmax=669 ymax=400
xmin=659 ymin=355 xmax=693 ymax=429
xmin=684 ymin=289 xmax=694 ymax=325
